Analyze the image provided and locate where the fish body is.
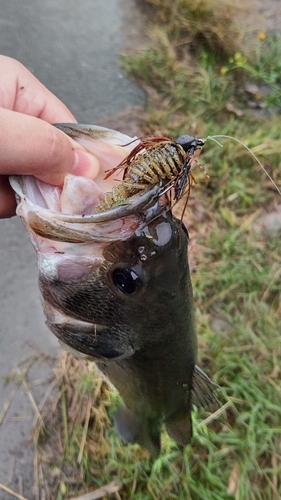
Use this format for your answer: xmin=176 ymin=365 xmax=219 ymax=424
xmin=10 ymin=124 xmax=217 ymax=456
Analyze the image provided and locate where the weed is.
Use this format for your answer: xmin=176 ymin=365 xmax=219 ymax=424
xmin=222 ymin=34 xmax=281 ymax=108
xmin=138 ymin=0 xmax=257 ymax=59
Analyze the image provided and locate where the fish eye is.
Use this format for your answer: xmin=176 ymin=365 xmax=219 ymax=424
xmin=112 ymin=268 xmax=141 ymax=294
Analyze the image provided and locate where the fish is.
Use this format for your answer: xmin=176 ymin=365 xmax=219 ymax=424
xmin=10 ymin=124 xmax=219 ymax=457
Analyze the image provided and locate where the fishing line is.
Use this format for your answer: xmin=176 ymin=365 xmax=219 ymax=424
xmin=206 ymin=134 xmax=281 ymax=196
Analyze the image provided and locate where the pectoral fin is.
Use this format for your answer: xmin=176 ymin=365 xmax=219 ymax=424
xmin=114 ymin=405 xmax=161 ymax=457
xmin=165 ymin=411 xmax=192 ymax=446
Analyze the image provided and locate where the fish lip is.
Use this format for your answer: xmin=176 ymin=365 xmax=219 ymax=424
xmin=9 ymin=176 xmax=165 ymax=223
xmin=10 ymin=174 xmax=169 ymax=245
xmin=9 ymin=175 xmax=168 ymax=243
xmin=54 ymin=123 xmax=133 ymax=143
xmin=44 ymin=306 xmax=107 ymax=334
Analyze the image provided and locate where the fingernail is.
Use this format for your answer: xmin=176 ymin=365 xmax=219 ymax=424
xmin=73 ymin=150 xmax=100 ymax=179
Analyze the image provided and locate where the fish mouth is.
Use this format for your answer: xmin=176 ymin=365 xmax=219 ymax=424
xmin=9 ymin=123 xmax=169 ymax=244
xmin=44 ymin=304 xmax=135 ymax=362
xmin=10 ymin=175 xmax=164 ymax=243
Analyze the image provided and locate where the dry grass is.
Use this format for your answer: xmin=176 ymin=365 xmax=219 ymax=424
xmin=30 ymin=353 xmax=224 ymax=499
xmin=139 ymin=0 xmax=261 ymax=59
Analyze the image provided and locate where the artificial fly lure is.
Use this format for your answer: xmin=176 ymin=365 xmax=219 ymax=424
xmin=96 ymin=134 xmax=207 ymax=212
xmin=96 ymin=132 xmax=281 ymax=216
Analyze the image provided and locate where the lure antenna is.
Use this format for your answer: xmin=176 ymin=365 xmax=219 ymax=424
xmin=207 ymin=134 xmax=281 ymax=196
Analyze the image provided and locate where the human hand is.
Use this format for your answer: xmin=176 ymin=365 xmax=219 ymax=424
xmin=0 ymin=56 xmax=99 ymax=218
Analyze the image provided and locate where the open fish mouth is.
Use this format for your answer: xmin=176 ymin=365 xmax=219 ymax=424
xmin=10 ymin=174 xmax=163 ymax=242
xmin=10 ymin=124 xmax=167 ymax=245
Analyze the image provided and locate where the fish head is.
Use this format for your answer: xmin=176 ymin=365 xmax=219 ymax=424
xmin=38 ymin=208 xmax=191 ymax=363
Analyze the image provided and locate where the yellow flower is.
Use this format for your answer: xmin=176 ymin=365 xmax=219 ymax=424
xmin=220 ymin=67 xmax=227 ymax=75
xmin=60 ymin=482 xmax=67 ymax=494
xmin=258 ymin=32 xmax=266 ymax=41
xmin=234 ymin=52 xmax=242 ymax=63
xmin=234 ymin=52 xmax=247 ymax=66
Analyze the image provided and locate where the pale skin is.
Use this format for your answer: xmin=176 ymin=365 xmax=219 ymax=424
xmin=0 ymin=56 xmax=100 ymax=218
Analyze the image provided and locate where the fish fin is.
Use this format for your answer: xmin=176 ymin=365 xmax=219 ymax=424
xmin=165 ymin=411 xmax=192 ymax=446
xmin=192 ymin=364 xmax=220 ymax=411
xmin=114 ymin=405 xmax=161 ymax=457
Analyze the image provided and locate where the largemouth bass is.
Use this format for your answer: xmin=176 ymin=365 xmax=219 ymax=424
xmin=10 ymin=124 xmax=218 ymax=456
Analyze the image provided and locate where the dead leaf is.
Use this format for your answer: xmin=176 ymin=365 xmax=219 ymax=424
xmin=245 ymin=83 xmax=260 ymax=95
xmin=226 ymin=102 xmax=244 ymax=116
xmin=227 ymin=462 xmax=240 ymax=498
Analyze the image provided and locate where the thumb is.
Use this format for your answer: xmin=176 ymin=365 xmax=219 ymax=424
xmin=0 ymin=108 xmax=100 ymax=185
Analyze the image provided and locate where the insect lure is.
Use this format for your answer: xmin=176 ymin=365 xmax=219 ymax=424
xmin=96 ymin=134 xmax=206 ymax=212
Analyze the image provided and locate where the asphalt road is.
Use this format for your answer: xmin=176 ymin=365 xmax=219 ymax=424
xmin=0 ymin=1 xmax=144 ymax=498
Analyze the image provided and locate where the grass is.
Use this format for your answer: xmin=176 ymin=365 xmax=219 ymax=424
xmin=18 ymin=1 xmax=281 ymax=498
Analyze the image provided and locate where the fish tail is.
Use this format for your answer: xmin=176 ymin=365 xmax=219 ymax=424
xmin=114 ymin=405 xmax=161 ymax=457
